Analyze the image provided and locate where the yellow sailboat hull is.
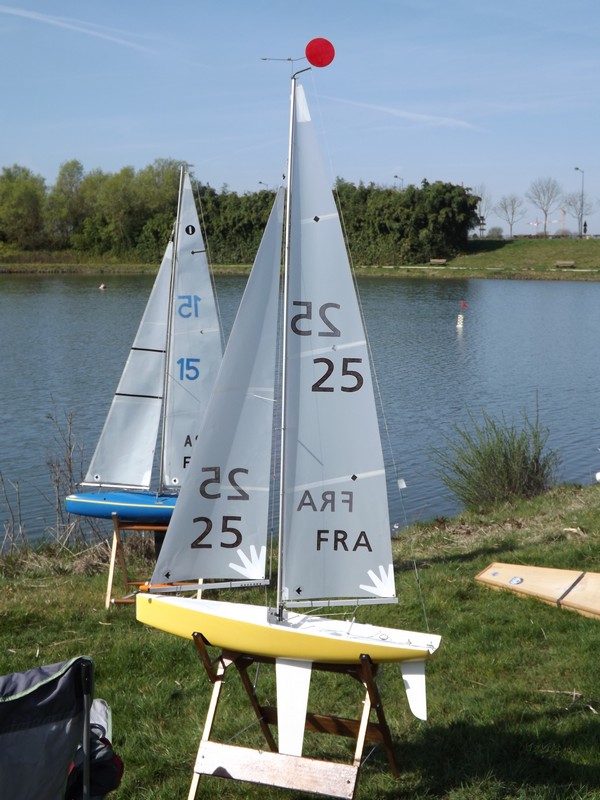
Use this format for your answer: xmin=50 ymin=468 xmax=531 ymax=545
xmin=136 ymin=594 xmax=440 ymax=664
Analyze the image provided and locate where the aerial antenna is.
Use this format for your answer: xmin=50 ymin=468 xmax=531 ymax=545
xmin=260 ymin=55 xmax=303 ymax=62
xmin=261 ymin=37 xmax=335 ymax=68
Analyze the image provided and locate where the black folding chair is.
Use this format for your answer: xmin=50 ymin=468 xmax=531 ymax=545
xmin=0 ymin=656 xmax=93 ymax=800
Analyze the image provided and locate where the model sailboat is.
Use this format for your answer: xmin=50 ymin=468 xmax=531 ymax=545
xmin=137 ymin=65 xmax=440 ymax=744
xmin=66 ymin=165 xmax=222 ymax=524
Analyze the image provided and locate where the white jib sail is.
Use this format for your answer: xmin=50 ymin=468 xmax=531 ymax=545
xmin=152 ymin=188 xmax=285 ymax=584
xmin=160 ymin=171 xmax=222 ymax=491
xmin=83 ymin=242 xmax=172 ymax=489
xmin=281 ymin=84 xmax=395 ymax=605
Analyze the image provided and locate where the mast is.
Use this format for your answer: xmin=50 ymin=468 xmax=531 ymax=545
xmin=158 ymin=163 xmax=186 ymax=493
xmin=276 ymin=69 xmax=310 ymax=616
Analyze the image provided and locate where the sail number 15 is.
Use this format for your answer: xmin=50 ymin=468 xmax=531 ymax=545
xmin=291 ymin=300 xmax=364 ymax=393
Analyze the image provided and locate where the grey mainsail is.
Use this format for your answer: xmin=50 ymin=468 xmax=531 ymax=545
xmin=83 ymin=243 xmax=171 ymax=489
xmin=280 ymin=84 xmax=395 ymax=606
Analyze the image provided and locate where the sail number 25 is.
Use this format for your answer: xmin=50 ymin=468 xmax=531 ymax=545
xmin=190 ymin=466 xmax=249 ymax=549
xmin=291 ymin=300 xmax=364 ymax=393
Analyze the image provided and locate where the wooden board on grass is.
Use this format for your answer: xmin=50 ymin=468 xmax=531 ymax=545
xmin=475 ymin=562 xmax=600 ymax=620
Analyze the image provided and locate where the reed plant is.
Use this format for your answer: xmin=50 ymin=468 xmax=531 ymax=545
xmin=433 ymin=410 xmax=560 ymax=512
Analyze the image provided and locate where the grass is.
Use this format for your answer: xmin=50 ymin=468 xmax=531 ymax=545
xmin=355 ymin=238 xmax=600 ymax=280
xmin=3 ymin=238 xmax=600 ymax=280
xmin=1 ymin=484 xmax=599 ymax=798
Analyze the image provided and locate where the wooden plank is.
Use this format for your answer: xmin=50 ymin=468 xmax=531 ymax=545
xmin=559 ymin=572 xmax=600 ymax=619
xmin=105 ymin=529 xmax=120 ymax=609
xmin=476 ymin=563 xmax=600 ymax=619
xmin=260 ymin=705 xmax=385 ymax=742
xmin=194 ymin=741 xmax=358 ymax=799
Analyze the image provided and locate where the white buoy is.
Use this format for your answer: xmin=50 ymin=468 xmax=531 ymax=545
xmin=456 ymin=313 xmax=464 ymax=328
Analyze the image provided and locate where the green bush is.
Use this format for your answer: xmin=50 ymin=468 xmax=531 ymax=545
xmin=434 ymin=410 xmax=560 ymax=512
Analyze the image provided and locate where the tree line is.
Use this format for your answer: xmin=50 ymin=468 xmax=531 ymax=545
xmin=0 ymin=158 xmax=480 ymax=265
xmin=477 ymin=176 xmax=595 ymax=239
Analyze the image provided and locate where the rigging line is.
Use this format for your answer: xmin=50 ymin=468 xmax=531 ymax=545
xmin=266 ymin=260 xmax=285 ymax=596
xmin=162 ymin=364 xmax=213 ymax=406
xmin=192 ymin=172 xmax=226 ymax=354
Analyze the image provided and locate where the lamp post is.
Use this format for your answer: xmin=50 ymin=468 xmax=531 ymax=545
xmin=393 ymin=175 xmax=404 ymax=190
xmin=574 ymin=167 xmax=584 ymax=237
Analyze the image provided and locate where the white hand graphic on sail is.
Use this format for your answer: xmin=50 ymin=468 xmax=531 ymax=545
xmin=359 ymin=564 xmax=395 ymax=597
xmin=229 ymin=545 xmax=266 ymax=579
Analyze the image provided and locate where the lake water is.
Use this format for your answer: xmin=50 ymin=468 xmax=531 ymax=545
xmin=1 ymin=273 xmax=599 ymax=543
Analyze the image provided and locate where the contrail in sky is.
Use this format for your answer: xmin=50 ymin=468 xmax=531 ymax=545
xmin=0 ymin=5 xmax=155 ymax=53
xmin=325 ymin=95 xmax=478 ymax=130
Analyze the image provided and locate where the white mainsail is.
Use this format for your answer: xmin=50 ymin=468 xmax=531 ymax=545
xmin=280 ymin=83 xmax=395 ymax=607
xmin=82 ymin=167 xmax=222 ymax=495
xmin=83 ymin=243 xmax=171 ymax=490
xmin=152 ymin=188 xmax=285 ymax=583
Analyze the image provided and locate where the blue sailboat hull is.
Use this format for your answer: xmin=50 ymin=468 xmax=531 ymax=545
xmin=65 ymin=491 xmax=176 ymax=524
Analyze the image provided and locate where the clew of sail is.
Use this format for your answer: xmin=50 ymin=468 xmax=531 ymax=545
xmin=151 ymin=188 xmax=285 ymax=584
xmin=280 ymin=84 xmax=395 ymax=607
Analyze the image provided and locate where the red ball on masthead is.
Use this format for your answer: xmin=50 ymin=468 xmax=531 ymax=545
xmin=305 ymin=38 xmax=335 ymax=67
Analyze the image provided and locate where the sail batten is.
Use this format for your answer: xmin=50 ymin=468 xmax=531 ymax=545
xmin=115 ymin=393 xmax=163 ymax=400
xmin=285 ymin=469 xmax=386 ymax=494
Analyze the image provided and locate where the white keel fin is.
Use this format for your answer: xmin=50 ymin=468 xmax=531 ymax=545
xmin=275 ymin=658 xmax=312 ymax=756
xmin=400 ymin=659 xmax=428 ymax=720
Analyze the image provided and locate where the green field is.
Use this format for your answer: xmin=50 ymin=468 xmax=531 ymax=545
xmin=356 ymin=238 xmax=600 ymax=281
xmin=2 ymin=237 xmax=600 ymax=280
xmin=2 ymin=483 xmax=598 ymax=799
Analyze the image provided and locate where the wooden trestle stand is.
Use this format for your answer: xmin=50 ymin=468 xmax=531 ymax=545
xmin=187 ymin=632 xmax=399 ymax=800
xmin=105 ymin=513 xmax=168 ymax=609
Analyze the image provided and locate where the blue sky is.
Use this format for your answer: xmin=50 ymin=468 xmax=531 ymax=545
xmin=1 ymin=0 xmax=599 ymax=235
